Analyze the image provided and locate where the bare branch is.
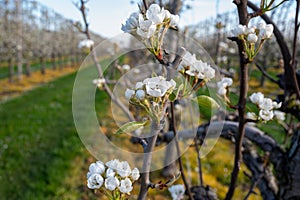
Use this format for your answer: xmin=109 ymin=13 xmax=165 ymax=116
xmin=255 ymin=62 xmax=280 ymax=85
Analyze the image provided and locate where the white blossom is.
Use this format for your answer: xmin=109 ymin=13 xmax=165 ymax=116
xmin=247 ymin=112 xmax=257 ymax=120
xmin=125 ymin=89 xmax=135 ymax=100
xmin=259 ymin=109 xmax=274 ymax=121
xmin=106 ymin=159 xmax=121 ymax=170
xmin=105 ymin=176 xmax=120 ymax=191
xmin=233 ymin=24 xmax=246 ymax=36
xmin=131 ymin=167 xmax=140 ymax=181
xmin=245 ymin=26 xmax=256 ymax=34
xmin=137 ymin=15 xmax=156 ymax=39
xmin=117 ymin=161 xmax=132 ymax=178
xmin=274 ymin=110 xmax=285 ymax=121
xmin=202 ymin=64 xmax=216 ymax=80
xmin=87 ymin=161 xmax=105 ymax=179
xmin=119 ymin=178 xmax=133 ymax=194
xmin=170 ymin=14 xmax=179 ymax=26
xmin=136 ymin=90 xmax=145 ymax=100
xmin=133 ymin=68 xmax=141 ymax=74
xmin=218 ymin=77 xmax=233 ymax=88
xmin=143 ymin=76 xmax=176 ymax=97
xmin=219 ymin=42 xmax=229 ymax=49
xmin=93 ymin=78 xmax=106 ymax=87
xmin=217 ymin=77 xmax=233 ymax=95
xmin=257 ymin=21 xmax=266 ymax=30
xmin=181 ymin=51 xmax=197 ymax=67
xmin=185 ymin=60 xmax=215 ymax=80
xmin=168 ymin=184 xmax=185 ymax=200
xmin=272 ymin=101 xmax=282 ymax=109
xmin=122 ymin=64 xmax=130 ymax=71
xmin=260 ymin=24 xmax=274 ymax=39
xmin=121 ymin=12 xmax=139 ymax=33
xmin=87 ymin=173 xmax=104 ymax=189
xmin=78 ymin=39 xmax=94 ymax=49
xmin=146 ymin=4 xmax=165 ymax=24
xmin=135 ymin=82 xmax=144 ymax=89
xmin=164 ymin=10 xmax=171 ymax=19
xmin=217 ymin=86 xmax=227 ymax=95
xmin=228 ymin=48 xmax=236 ymax=54
xmin=265 ymin=24 xmax=274 ymax=38
xmin=247 ymin=33 xmax=258 ymax=43
xmin=259 ymin=98 xmax=274 ymax=111
xmin=249 ymin=92 xmax=264 ymax=105
xmin=106 ymin=168 xmax=115 ymax=177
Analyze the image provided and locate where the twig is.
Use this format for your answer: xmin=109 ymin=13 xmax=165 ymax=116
xmin=194 ymin=137 xmax=204 ymax=186
xmin=137 ymin=120 xmax=161 ymax=200
xmin=170 ymin=102 xmax=194 ymax=200
xmin=226 ymin=1 xmax=250 ymax=199
xmin=143 ymin=0 xmax=148 ymax=10
xmin=255 ymin=63 xmax=280 ymax=85
xmin=243 ymin=173 xmax=263 ymax=200
xmin=291 ymin=0 xmax=300 ymax=99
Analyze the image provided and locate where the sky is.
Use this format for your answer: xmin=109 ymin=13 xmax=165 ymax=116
xmin=38 ymin=0 xmax=236 ymax=38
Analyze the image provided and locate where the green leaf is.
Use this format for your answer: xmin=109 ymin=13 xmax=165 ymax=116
xmin=193 ymin=95 xmax=220 ymax=119
xmin=169 ymin=84 xmax=183 ymax=102
xmin=114 ymin=121 xmax=148 ymax=135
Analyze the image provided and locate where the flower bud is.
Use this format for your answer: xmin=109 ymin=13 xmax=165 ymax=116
xmin=247 ymin=33 xmax=258 ymax=43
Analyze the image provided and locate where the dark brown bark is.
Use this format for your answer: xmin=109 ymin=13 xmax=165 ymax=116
xmin=279 ymin=129 xmax=300 ymax=199
xmin=163 ymin=121 xmax=284 ymax=199
xmin=40 ymin=57 xmax=45 ymax=75
xmin=25 ymin=60 xmax=31 ymax=77
xmin=8 ymin=58 xmax=14 ymax=83
xmin=226 ymin=1 xmax=250 ymax=199
xmin=242 ymin=143 xmax=278 ymax=200
xmin=137 ymin=121 xmax=160 ymax=200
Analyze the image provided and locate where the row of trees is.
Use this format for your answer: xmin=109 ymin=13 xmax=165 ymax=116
xmin=0 ymin=0 xmax=103 ymax=82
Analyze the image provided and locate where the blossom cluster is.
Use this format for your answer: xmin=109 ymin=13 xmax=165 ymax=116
xmin=168 ymin=184 xmax=185 ymax=200
xmin=179 ymin=51 xmax=215 ymax=81
xmin=232 ymin=22 xmax=274 ymax=60
xmin=233 ymin=22 xmax=274 ymax=41
xmin=93 ymin=78 xmax=106 ymax=88
xmin=126 ymin=76 xmax=176 ymax=99
xmin=122 ymin=4 xmax=179 ymax=39
xmin=78 ymin=39 xmax=94 ymax=49
xmin=125 ymin=76 xmax=176 ymax=120
xmin=217 ymin=77 xmax=233 ymax=95
xmin=249 ymin=92 xmax=283 ymax=121
xmin=87 ymin=159 xmax=140 ymax=197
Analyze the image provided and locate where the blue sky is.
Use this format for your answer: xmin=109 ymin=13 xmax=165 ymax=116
xmin=38 ymin=0 xmax=236 ymax=38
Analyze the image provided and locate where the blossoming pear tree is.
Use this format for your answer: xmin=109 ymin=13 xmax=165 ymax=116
xmin=74 ymin=0 xmax=300 ymax=199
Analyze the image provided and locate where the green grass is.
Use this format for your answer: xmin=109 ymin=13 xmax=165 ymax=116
xmin=0 ymin=71 xmax=108 ymax=200
xmin=0 ymin=61 xmax=284 ymax=200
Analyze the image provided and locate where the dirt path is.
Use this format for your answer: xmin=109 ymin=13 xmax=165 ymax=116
xmin=0 ymin=65 xmax=78 ymax=102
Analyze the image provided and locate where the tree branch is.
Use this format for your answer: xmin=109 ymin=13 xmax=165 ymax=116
xmin=255 ymin=62 xmax=280 ymax=85
xmin=170 ymin=102 xmax=194 ymax=200
xmin=291 ymin=0 xmax=300 ymax=99
xmin=242 ymin=142 xmax=278 ymax=200
xmin=226 ymin=1 xmax=250 ymax=199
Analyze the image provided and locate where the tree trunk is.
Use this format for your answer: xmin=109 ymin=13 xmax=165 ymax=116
xmin=9 ymin=58 xmax=14 ymax=83
xmin=279 ymin=130 xmax=300 ymax=199
xmin=25 ymin=60 xmax=31 ymax=77
xmin=15 ymin=0 xmax=23 ymax=81
xmin=40 ymin=57 xmax=46 ymax=75
xmin=52 ymin=53 xmax=56 ymax=70
xmin=59 ymin=54 xmax=64 ymax=69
